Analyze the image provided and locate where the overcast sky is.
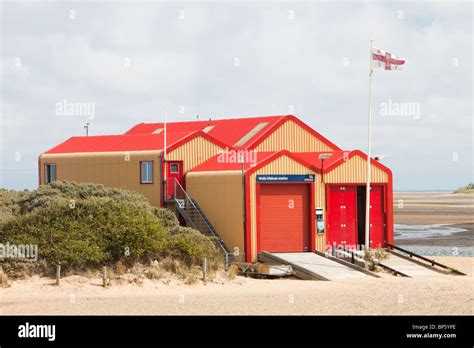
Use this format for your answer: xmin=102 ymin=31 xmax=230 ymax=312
xmin=1 ymin=1 xmax=472 ymax=191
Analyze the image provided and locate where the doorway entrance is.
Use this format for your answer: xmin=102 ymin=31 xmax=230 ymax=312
xmin=327 ymin=184 xmax=387 ymax=248
xmin=165 ymin=161 xmax=183 ymax=199
xmin=356 ymin=185 xmax=387 ymax=248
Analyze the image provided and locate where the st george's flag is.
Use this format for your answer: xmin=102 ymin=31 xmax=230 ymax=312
xmin=372 ymin=47 xmax=406 ymax=71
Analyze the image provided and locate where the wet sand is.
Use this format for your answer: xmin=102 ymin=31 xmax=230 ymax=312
xmin=395 ymin=226 xmax=473 ymax=247
xmin=394 ymin=192 xmax=474 ymax=247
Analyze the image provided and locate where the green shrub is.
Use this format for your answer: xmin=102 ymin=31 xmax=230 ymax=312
xmin=153 ymin=207 xmax=180 ymax=229
xmin=0 ymin=188 xmax=27 ymax=226
xmin=16 ymin=181 xmax=152 ymax=215
xmin=454 ymin=183 xmax=474 ymax=194
xmin=0 ymin=197 xmax=165 ymax=270
xmin=165 ymin=226 xmax=222 ymax=266
xmin=0 ymin=181 xmax=223 ymax=277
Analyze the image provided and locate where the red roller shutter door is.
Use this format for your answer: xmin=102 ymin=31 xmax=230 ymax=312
xmin=258 ymin=184 xmax=311 ymax=253
xmin=327 ymin=185 xmax=357 ymax=246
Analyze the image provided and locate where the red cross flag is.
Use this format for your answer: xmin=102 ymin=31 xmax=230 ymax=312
xmin=372 ymin=47 xmax=406 ymax=71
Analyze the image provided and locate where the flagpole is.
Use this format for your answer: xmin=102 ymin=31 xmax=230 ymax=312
xmin=164 ymin=104 xmax=167 ymax=161
xmin=365 ymin=39 xmax=374 ymax=255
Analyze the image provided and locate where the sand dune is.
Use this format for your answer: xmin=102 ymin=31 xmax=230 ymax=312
xmin=0 ymin=256 xmax=472 ymax=315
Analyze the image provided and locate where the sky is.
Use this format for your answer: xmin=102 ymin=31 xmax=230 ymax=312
xmin=0 ymin=1 xmax=472 ymax=191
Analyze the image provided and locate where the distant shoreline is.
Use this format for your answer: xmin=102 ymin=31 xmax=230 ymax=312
xmin=393 ymin=192 xmax=473 ymax=252
xmin=394 ymin=190 xmax=454 ymax=192
xmin=393 ymin=190 xmax=473 ymax=194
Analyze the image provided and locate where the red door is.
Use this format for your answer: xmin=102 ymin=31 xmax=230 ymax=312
xmin=258 ymin=184 xmax=311 ymax=253
xmin=327 ymin=185 xmax=357 ymax=246
xmin=369 ymin=185 xmax=386 ymax=248
xmin=166 ymin=161 xmax=183 ymax=199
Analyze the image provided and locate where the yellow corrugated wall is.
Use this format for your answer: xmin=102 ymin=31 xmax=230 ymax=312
xmin=254 ymin=119 xmax=337 ymax=152
xmin=319 ymin=155 xmax=388 ymax=253
xmin=39 ymin=151 xmax=162 ymax=206
xmin=186 ymin=171 xmax=245 ymax=256
xmin=246 ymin=154 xmax=390 ymax=260
xmin=167 ymin=136 xmax=224 ymax=172
xmin=314 ymin=175 xmax=327 ymax=253
xmin=249 ymin=155 xmax=319 ymax=261
xmin=324 ymin=154 xmax=388 ymax=183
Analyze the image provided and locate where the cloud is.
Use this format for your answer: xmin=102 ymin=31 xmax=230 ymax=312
xmin=0 ymin=1 xmax=472 ymax=190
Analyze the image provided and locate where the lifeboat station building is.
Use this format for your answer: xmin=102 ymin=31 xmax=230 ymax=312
xmin=40 ymin=115 xmax=393 ymax=262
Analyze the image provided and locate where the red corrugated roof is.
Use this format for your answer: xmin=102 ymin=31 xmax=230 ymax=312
xmin=125 ymin=115 xmax=286 ymax=148
xmin=317 ymin=149 xmax=391 ymax=175
xmin=291 ymin=151 xmax=346 ymax=168
xmin=191 ymin=151 xmax=278 ymax=172
xmin=43 ymin=115 xmax=341 ymax=155
xmin=190 ymin=151 xmax=333 ymax=173
xmin=190 ymin=151 xmax=370 ymax=173
xmin=44 ymin=132 xmax=193 ymax=154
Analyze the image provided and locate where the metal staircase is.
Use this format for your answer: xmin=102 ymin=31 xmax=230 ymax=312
xmin=172 ymin=179 xmax=235 ymax=265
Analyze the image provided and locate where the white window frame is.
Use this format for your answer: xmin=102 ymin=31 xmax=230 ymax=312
xmin=140 ymin=161 xmax=153 ymax=184
xmin=169 ymin=163 xmax=179 ymax=174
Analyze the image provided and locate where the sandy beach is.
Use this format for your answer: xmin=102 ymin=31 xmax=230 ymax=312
xmin=0 ymin=191 xmax=472 ymax=316
xmin=394 ymin=192 xmax=473 ymax=223
xmin=0 ymin=255 xmax=472 ymax=315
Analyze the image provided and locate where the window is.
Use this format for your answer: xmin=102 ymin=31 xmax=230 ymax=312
xmin=170 ymin=163 xmax=179 ymax=174
xmin=140 ymin=161 xmax=153 ymax=184
xmin=45 ymin=164 xmax=57 ymax=184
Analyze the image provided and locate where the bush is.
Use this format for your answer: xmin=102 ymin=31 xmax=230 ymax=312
xmin=153 ymin=207 xmax=180 ymax=229
xmin=454 ymin=183 xmax=474 ymax=194
xmin=16 ymin=181 xmax=153 ymax=215
xmin=0 ymin=188 xmax=27 ymax=226
xmin=165 ymin=226 xmax=222 ymax=266
xmin=0 ymin=181 xmax=223 ymax=277
xmin=0 ymin=197 xmax=166 ymax=270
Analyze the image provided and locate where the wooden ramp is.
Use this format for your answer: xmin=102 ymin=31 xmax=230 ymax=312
xmin=258 ymin=252 xmax=369 ymax=281
xmin=378 ymin=253 xmax=440 ymax=277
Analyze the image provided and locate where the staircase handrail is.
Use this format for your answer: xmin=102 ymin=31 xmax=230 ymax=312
xmin=174 ymin=179 xmax=215 ymax=234
xmin=173 ymin=178 xmax=233 ymax=262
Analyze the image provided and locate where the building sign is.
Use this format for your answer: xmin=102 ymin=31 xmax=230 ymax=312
xmin=256 ymin=174 xmax=315 ymax=183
